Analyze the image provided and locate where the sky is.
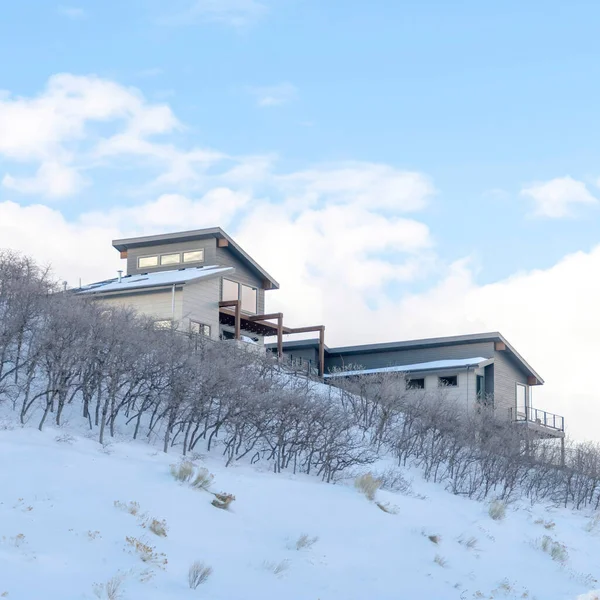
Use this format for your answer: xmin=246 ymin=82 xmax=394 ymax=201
xmin=1 ymin=0 xmax=600 ymax=440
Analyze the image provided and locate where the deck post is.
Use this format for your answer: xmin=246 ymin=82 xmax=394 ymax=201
xmin=319 ymin=326 xmax=325 ymax=377
xmin=234 ymin=300 xmax=241 ymax=340
xmin=277 ymin=313 xmax=283 ymax=359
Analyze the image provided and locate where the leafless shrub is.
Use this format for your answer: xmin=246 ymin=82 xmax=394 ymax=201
xmin=188 ymin=561 xmax=213 ymax=589
xmin=488 ymin=500 xmax=506 ymax=521
xmin=375 ymin=467 xmax=413 ymax=495
xmin=354 ymin=472 xmax=382 ymax=501
xmin=55 ymin=433 xmax=75 ymax=444
xmin=93 ymin=574 xmax=125 ymax=600
xmin=295 ymin=534 xmax=319 ymax=550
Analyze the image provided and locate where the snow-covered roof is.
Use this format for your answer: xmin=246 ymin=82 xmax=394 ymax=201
xmin=76 ymin=265 xmax=234 ymax=295
xmin=324 ymin=357 xmax=492 ymax=378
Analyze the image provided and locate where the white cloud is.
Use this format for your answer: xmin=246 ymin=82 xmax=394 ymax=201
xmin=2 ymin=161 xmax=86 ymax=198
xmin=58 ymin=6 xmax=86 ymax=20
xmin=164 ymin=0 xmax=267 ymax=27
xmin=249 ymin=83 xmax=297 ymax=107
xmin=521 ymin=176 xmax=598 ymax=218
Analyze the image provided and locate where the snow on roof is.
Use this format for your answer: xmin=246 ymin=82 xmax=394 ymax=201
xmin=76 ymin=265 xmax=234 ymax=295
xmin=324 ymin=357 xmax=492 ymax=378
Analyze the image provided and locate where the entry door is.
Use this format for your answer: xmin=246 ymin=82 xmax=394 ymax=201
xmin=515 ymin=383 xmax=527 ymax=419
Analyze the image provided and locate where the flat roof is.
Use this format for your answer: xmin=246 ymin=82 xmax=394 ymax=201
xmin=112 ymin=227 xmax=279 ymax=290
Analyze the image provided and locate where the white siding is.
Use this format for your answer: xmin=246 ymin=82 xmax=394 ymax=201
xmin=98 ymin=289 xmax=184 ymax=323
xmin=406 ymin=370 xmax=479 ymax=414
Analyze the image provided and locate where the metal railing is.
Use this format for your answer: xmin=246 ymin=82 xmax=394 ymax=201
xmin=511 ymin=406 xmax=565 ymax=432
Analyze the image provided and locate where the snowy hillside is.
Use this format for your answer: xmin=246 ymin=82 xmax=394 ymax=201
xmin=1 ymin=424 xmax=599 ymax=600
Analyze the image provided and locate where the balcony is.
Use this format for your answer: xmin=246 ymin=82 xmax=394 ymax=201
xmin=510 ymin=406 xmax=565 ymax=438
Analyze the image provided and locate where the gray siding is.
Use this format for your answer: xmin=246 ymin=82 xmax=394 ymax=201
xmin=493 ymin=350 xmax=529 ymax=420
xmin=181 ymin=278 xmax=220 ymax=340
xmin=126 ymin=239 xmax=217 ymax=276
xmin=325 ymin=341 xmax=495 ymax=371
xmin=216 ymin=246 xmax=265 ymax=314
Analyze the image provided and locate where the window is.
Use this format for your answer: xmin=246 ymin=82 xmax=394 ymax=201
xmin=138 ymin=255 xmax=158 ymax=268
xmin=153 ymin=319 xmax=173 ymax=330
xmin=183 ymin=249 xmax=204 ymax=263
xmin=406 ymin=378 xmax=425 ymax=390
xmin=438 ymin=375 xmax=458 ymax=387
xmin=190 ymin=321 xmax=211 ymax=337
xmin=160 ymin=253 xmax=181 ymax=266
xmin=241 ymin=284 xmax=257 ymax=314
xmin=222 ymin=278 xmax=239 ymax=302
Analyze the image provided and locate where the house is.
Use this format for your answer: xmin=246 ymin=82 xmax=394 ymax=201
xmin=268 ymin=333 xmax=565 ymax=440
xmin=76 ymin=227 xmax=327 ymax=373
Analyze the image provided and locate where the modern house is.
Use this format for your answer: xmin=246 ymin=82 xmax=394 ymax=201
xmin=268 ymin=333 xmax=565 ymax=440
xmin=76 ymin=227 xmax=564 ymax=443
xmin=76 ymin=227 xmax=326 ymax=373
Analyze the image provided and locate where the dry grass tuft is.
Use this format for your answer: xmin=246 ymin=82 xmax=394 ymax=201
xmin=188 ymin=561 xmax=213 ymax=589
xmin=148 ymin=518 xmax=168 ymax=537
xmin=170 ymin=461 xmax=195 ymax=483
xmin=433 ymin=554 xmax=448 ymax=567
xmin=114 ymin=500 xmax=141 ymax=516
xmin=263 ymin=560 xmax=290 ymax=575
xmin=191 ymin=467 xmax=214 ymax=491
xmin=295 ymin=534 xmax=319 ymax=550
xmin=211 ymin=492 xmax=235 ymax=510
xmin=92 ymin=574 xmax=125 ymax=600
xmin=124 ymin=536 xmax=168 ymax=568
xmin=540 ymin=535 xmax=569 ymax=563
xmin=458 ymin=535 xmax=479 ymax=550
xmin=354 ymin=472 xmax=382 ymax=501
xmin=488 ymin=500 xmax=506 ymax=521
xmin=375 ymin=501 xmax=398 ymax=514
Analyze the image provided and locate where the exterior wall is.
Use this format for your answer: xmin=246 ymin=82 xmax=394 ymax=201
xmin=97 ymin=288 xmax=184 ymax=323
xmin=125 ymin=239 xmax=218 ymax=276
xmin=493 ymin=350 xmax=529 ymax=421
xmin=324 ymin=341 xmax=495 ymax=371
xmin=215 ymin=246 xmax=265 ymax=314
xmin=181 ymin=278 xmax=220 ymax=340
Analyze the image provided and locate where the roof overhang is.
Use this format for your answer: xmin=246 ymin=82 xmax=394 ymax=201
xmin=112 ymin=227 xmax=279 ymax=290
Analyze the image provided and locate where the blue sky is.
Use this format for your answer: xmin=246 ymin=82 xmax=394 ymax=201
xmin=2 ymin=0 xmax=600 ymax=282
xmin=2 ymin=0 xmax=600 ymax=437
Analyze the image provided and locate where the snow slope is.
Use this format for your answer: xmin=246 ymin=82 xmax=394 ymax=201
xmin=0 ymin=424 xmax=599 ymax=600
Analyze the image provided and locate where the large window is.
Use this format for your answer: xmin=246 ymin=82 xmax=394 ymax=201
xmin=138 ymin=255 xmax=159 ymax=268
xmin=222 ymin=279 xmax=240 ymax=302
xmin=160 ymin=253 xmax=181 ymax=266
xmin=183 ymin=249 xmax=204 ymax=263
xmin=241 ymin=284 xmax=257 ymax=314
xmin=190 ymin=321 xmax=211 ymax=337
